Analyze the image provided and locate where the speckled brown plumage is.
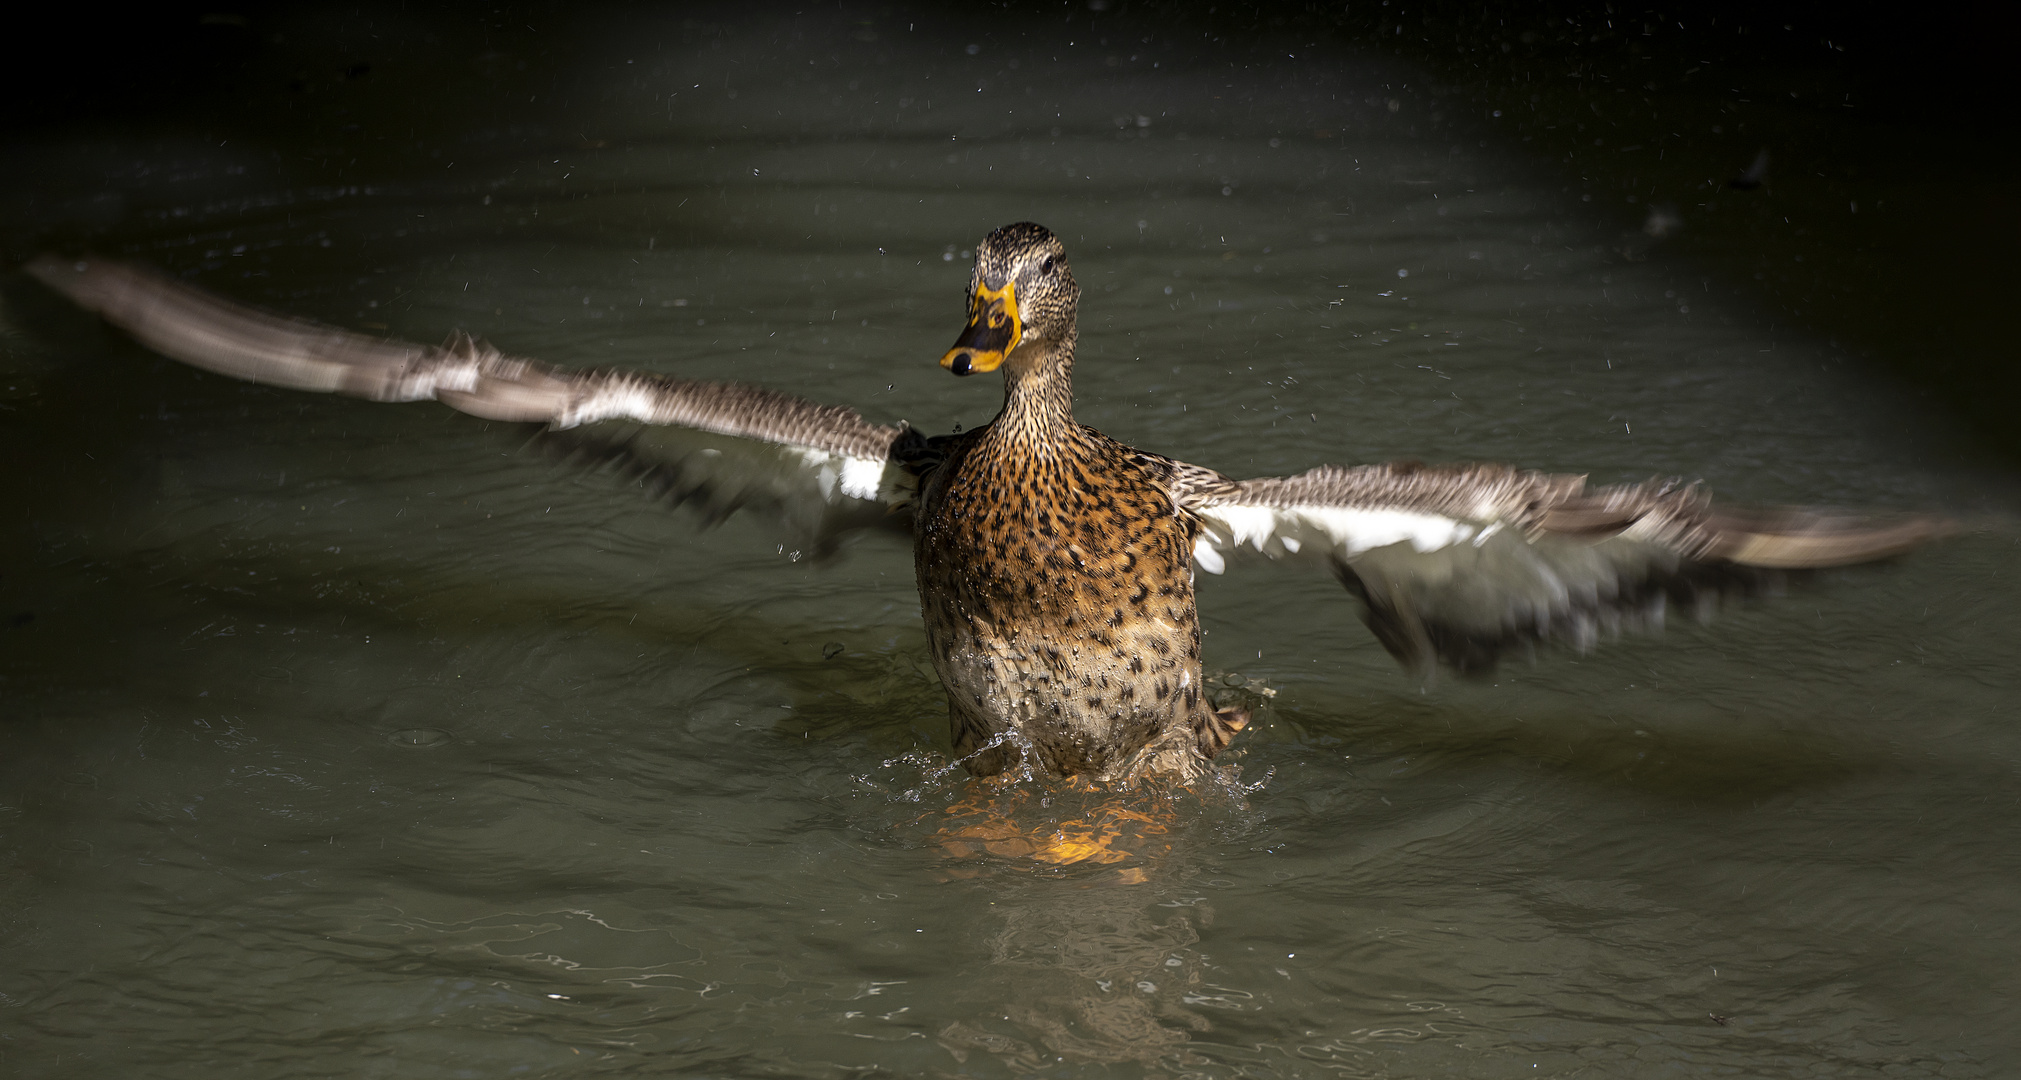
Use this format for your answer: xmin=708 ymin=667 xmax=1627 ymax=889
xmin=912 ymin=223 xmax=1245 ymax=781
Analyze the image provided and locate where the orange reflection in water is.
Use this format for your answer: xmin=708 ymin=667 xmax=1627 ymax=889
xmin=925 ymin=779 xmax=1181 ymax=883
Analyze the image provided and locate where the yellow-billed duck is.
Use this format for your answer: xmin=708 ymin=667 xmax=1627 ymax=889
xmin=24 ymin=224 xmax=1948 ymax=782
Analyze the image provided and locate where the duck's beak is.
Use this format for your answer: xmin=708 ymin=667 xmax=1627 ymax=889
xmin=939 ymin=280 xmax=1021 ymax=376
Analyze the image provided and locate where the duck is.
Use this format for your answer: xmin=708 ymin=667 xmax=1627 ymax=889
xmin=23 ymin=223 xmax=1947 ymax=783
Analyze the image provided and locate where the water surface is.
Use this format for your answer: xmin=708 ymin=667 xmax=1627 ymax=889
xmin=3 ymin=7 xmax=2018 ymax=1077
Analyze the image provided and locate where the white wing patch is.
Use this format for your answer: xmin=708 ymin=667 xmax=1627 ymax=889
xmin=788 ymin=451 xmax=909 ymax=509
xmin=557 ymin=375 xmax=666 ymax=428
xmin=1192 ymin=501 xmax=1483 ymax=574
xmin=839 ymin=455 xmax=889 ymax=501
xmin=785 ymin=447 xmax=909 ymax=507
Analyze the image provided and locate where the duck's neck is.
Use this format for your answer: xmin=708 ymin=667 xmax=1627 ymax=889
xmin=992 ymin=331 xmax=1077 ymax=446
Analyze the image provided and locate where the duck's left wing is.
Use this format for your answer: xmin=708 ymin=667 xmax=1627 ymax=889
xmin=1162 ymin=457 xmax=1947 ymax=676
xmin=26 ymin=255 xmax=917 ymax=549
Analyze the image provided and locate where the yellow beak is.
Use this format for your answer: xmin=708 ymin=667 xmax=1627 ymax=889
xmin=939 ymin=280 xmax=1021 ymax=376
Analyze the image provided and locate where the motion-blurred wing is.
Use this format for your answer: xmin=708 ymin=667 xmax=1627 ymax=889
xmin=1174 ymin=459 xmax=1946 ymax=676
xmin=26 ymin=255 xmax=915 ymax=549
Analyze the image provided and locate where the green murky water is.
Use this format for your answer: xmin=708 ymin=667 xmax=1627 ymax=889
xmin=3 ymin=7 xmax=2018 ymax=1077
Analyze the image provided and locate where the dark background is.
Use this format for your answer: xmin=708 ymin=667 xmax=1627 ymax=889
xmin=8 ymin=0 xmax=2017 ymax=460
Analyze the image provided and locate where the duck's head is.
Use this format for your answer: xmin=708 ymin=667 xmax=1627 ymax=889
xmin=940 ymin=222 xmax=1079 ymax=376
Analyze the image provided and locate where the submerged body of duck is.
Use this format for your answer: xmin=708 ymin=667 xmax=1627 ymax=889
xmin=25 ymin=223 xmax=1945 ymax=781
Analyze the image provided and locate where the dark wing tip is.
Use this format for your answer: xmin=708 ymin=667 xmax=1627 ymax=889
xmin=25 ymin=251 xmax=444 ymax=397
xmin=25 ymin=253 xmax=138 ymax=314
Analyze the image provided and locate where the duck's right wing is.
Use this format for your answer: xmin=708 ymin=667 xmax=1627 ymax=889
xmin=1160 ymin=457 xmax=1948 ymax=678
xmin=26 ymin=255 xmax=919 ymax=550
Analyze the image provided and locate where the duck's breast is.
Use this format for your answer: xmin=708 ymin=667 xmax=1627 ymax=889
xmin=913 ymin=433 xmax=1206 ymax=774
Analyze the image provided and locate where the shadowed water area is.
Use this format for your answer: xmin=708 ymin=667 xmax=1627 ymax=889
xmin=2 ymin=5 xmax=2018 ymax=1077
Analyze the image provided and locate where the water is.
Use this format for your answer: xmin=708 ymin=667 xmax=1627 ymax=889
xmin=4 ymin=7 xmax=2019 ymax=1077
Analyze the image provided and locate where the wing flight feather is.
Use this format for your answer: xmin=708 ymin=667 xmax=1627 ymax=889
xmin=1176 ymin=460 xmax=1948 ymax=676
xmin=26 ymin=254 xmax=912 ymax=546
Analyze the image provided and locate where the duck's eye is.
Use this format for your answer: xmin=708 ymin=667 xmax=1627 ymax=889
xmin=1041 ymin=257 xmax=1056 ymax=274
